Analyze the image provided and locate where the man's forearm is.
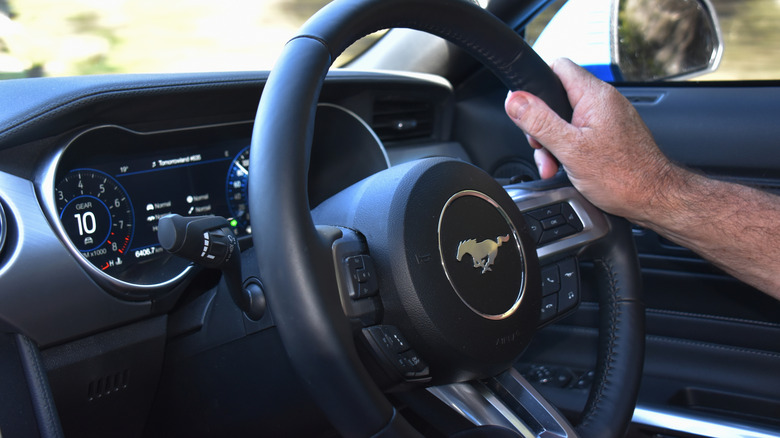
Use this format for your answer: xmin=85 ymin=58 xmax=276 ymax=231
xmin=636 ymin=166 xmax=780 ymax=300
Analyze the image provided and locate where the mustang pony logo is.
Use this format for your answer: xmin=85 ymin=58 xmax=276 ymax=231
xmin=456 ymin=235 xmax=511 ymax=274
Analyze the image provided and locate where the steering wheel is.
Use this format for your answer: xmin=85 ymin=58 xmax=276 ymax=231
xmin=249 ymin=0 xmax=644 ymax=437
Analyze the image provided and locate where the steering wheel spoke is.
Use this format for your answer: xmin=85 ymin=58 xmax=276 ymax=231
xmin=503 ymin=183 xmax=613 ymax=328
xmin=505 ymin=184 xmax=610 ymax=264
xmin=429 ymin=368 xmax=579 ymax=438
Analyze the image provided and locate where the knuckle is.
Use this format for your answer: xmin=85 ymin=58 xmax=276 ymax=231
xmin=523 ymin=111 xmax=554 ymax=140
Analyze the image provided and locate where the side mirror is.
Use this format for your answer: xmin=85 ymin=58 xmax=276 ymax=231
xmin=532 ymin=0 xmax=724 ymax=82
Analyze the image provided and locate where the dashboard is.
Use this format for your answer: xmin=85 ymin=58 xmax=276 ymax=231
xmin=0 ymin=70 xmax=463 ymax=437
xmin=0 ymin=71 xmax=457 ymax=349
xmin=38 ymin=102 xmax=398 ymax=300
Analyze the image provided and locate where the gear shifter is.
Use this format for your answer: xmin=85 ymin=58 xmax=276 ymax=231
xmin=158 ymin=214 xmax=265 ymax=320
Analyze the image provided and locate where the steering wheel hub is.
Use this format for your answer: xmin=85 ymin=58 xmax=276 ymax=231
xmin=438 ymin=190 xmax=527 ymax=320
xmin=315 ymin=158 xmax=542 ymax=382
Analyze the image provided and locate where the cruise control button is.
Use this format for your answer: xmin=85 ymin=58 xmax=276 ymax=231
xmin=400 ymin=350 xmax=426 ymax=371
xmin=345 ymin=254 xmax=379 ymax=299
xmin=345 ymin=255 xmax=364 ymax=271
xmin=366 ymin=325 xmax=410 ymax=354
xmin=398 ymin=350 xmax=429 ymax=378
xmin=356 ymin=268 xmax=372 ymax=283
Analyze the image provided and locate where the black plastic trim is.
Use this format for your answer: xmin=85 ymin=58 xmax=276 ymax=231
xmin=15 ymin=334 xmax=64 ymax=438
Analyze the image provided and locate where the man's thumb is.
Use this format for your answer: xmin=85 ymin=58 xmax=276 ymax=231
xmin=504 ymin=91 xmax=569 ymax=152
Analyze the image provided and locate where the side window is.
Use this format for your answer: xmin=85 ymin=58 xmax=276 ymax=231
xmin=699 ymin=0 xmax=780 ymax=80
xmin=527 ymin=0 xmax=780 ymax=82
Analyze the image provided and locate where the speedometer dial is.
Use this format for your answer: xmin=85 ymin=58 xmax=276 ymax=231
xmin=56 ymin=169 xmax=135 ymax=275
xmin=226 ymin=146 xmax=251 ymax=236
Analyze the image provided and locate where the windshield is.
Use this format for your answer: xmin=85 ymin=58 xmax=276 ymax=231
xmin=0 ymin=0 xmax=379 ymax=79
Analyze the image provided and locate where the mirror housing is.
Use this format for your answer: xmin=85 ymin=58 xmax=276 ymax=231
xmin=532 ymin=0 xmax=724 ymax=82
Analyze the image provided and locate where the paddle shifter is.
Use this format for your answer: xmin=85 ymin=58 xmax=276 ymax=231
xmin=157 ymin=214 xmax=265 ymax=320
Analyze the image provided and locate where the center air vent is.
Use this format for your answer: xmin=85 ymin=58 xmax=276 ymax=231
xmin=372 ymin=98 xmax=435 ymax=143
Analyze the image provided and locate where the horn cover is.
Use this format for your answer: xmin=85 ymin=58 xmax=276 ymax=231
xmin=439 ymin=190 xmax=527 ymax=320
xmin=313 ymin=158 xmax=541 ymax=383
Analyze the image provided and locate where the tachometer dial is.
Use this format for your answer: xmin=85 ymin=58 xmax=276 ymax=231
xmin=226 ymin=146 xmax=251 ymax=236
xmin=55 ymin=169 xmax=134 ymax=274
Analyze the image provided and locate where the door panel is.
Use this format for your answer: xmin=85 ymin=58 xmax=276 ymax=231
xmin=455 ymin=79 xmax=780 ymax=437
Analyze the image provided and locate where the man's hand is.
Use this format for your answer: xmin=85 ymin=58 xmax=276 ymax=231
xmin=504 ymin=58 xmax=677 ymax=225
xmin=504 ymin=58 xmax=780 ymax=300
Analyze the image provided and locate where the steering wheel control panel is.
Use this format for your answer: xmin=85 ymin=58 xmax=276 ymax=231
xmin=523 ymin=202 xmax=584 ymax=246
xmin=538 ymin=257 xmax=580 ymax=325
xmin=363 ymin=325 xmax=430 ymax=380
xmin=519 ymin=363 xmax=595 ymax=391
xmin=506 ymin=185 xmax=610 ymax=262
xmin=344 ymin=254 xmax=380 ymax=299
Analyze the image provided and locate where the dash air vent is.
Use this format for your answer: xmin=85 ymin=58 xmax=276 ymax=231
xmin=372 ymin=98 xmax=435 ymax=143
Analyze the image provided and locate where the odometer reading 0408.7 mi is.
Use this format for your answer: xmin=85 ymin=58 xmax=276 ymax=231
xmin=56 ymin=169 xmax=135 ymax=274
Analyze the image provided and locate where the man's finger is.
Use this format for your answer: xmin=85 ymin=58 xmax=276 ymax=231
xmin=525 ymin=134 xmax=542 ymax=150
xmin=552 ymin=58 xmax=609 ymax=111
xmin=534 ymin=148 xmax=559 ymax=179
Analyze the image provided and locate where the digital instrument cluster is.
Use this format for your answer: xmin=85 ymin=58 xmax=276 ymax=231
xmin=46 ymin=105 xmax=390 ymax=294
xmin=48 ymin=123 xmax=254 ymax=289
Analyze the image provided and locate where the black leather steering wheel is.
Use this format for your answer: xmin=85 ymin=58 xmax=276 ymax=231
xmin=249 ymin=0 xmax=644 ymax=437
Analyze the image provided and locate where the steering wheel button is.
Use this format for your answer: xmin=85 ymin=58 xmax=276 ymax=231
xmin=524 ymin=216 xmax=543 ymax=243
xmin=367 ymin=325 xmax=410 ymax=354
xmin=385 ymin=327 xmax=410 ymax=352
xmin=540 ymin=224 xmax=577 ymax=244
xmin=359 ymin=259 xmax=379 ymax=297
xmin=541 ymin=215 xmax=566 ymax=230
xmin=540 ymin=294 xmax=558 ymax=322
xmin=541 ymin=265 xmax=560 ymax=296
xmin=356 ymin=268 xmax=371 ymax=283
xmin=561 ymin=203 xmax=584 ymax=231
xmin=355 ymin=283 xmax=370 ymax=298
xmin=528 ymin=204 xmax=561 ymax=221
xmin=345 ymin=255 xmax=364 ymax=271
xmin=559 ymin=258 xmax=578 ymax=285
xmin=559 ymin=289 xmax=578 ymax=313
xmin=399 ymin=350 xmax=428 ymax=374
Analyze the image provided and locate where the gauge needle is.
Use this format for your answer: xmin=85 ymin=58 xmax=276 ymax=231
xmin=236 ymin=163 xmax=249 ymax=176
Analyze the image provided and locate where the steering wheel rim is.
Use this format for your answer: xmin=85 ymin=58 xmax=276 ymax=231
xmin=249 ymin=0 xmax=644 ymax=436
